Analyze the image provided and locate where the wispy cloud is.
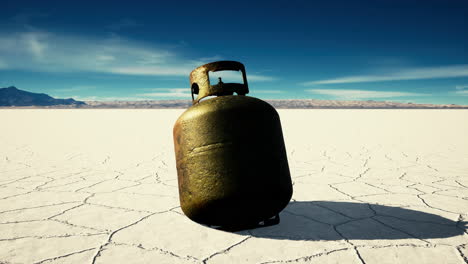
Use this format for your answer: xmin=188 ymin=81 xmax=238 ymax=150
xmin=252 ymin=90 xmax=283 ymax=94
xmin=53 ymin=85 xmax=97 ymax=92
xmin=22 ymin=32 xmax=47 ymax=59
xmin=248 ymin=75 xmax=277 ymax=81
xmin=454 ymin=90 xmax=468 ymax=96
xmin=306 ymin=89 xmax=424 ymax=100
xmin=72 ymin=95 xmax=149 ymax=101
xmin=0 ymin=30 xmax=276 ymax=81
xmin=137 ymin=88 xmax=191 ymax=98
xmin=0 ymin=58 xmax=7 ymax=69
xmin=0 ymin=30 xmax=188 ymax=75
xmin=108 ymin=67 xmax=190 ymax=76
xmin=302 ymin=65 xmax=468 ymax=85
xmin=453 ymin=85 xmax=468 ymax=95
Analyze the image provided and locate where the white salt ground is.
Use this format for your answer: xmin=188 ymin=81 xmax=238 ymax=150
xmin=0 ymin=109 xmax=467 ymax=263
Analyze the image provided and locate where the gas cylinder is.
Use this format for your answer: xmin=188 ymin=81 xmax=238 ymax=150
xmin=173 ymin=61 xmax=292 ymax=229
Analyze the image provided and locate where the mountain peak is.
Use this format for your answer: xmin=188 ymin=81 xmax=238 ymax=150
xmin=0 ymin=86 xmax=86 ymax=107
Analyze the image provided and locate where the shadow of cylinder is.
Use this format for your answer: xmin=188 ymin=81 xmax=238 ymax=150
xmin=238 ymin=201 xmax=467 ymax=241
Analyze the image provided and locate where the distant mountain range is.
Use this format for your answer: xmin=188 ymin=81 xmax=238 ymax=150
xmin=1 ymin=86 xmax=467 ymax=109
xmin=0 ymin=86 xmax=85 ymax=107
xmin=83 ymin=99 xmax=468 ymax=109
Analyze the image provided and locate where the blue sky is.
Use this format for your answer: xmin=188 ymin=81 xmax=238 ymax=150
xmin=1 ymin=0 xmax=468 ymax=104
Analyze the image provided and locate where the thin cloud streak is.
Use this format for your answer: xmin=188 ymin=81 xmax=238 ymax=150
xmin=248 ymin=75 xmax=277 ymax=81
xmin=137 ymin=88 xmax=191 ymax=98
xmin=302 ymin=65 xmax=468 ymax=85
xmin=0 ymin=30 xmax=180 ymax=74
xmin=306 ymin=89 xmax=424 ymax=100
xmin=455 ymin=90 xmax=468 ymax=95
xmin=53 ymin=86 xmax=96 ymax=92
xmin=252 ymin=90 xmax=283 ymax=94
xmin=0 ymin=30 xmax=276 ymax=81
xmin=0 ymin=58 xmax=7 ymax=69
xmin=0 ymin=30 xmax=275 ymax=81
xmin=109 ymin=66 xmax=191 ymax=76
xmin=72 ymin=95 xmax=149 ymax=101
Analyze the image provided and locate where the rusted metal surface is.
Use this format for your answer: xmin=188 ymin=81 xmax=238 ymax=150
xmin=190 ymin=61 xmax=249 ymax=104
xmin=174 ymin=61 xmax=292 ymax=229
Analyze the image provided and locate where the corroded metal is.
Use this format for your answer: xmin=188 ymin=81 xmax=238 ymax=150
xmin=174 ymin=61 xmax=292 ymax=229
xmin=190 ymin=60 xmax=249 ymax=104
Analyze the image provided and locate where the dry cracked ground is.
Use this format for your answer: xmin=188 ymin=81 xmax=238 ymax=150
xmin=0 ymin=109 xmax=467 ymax=264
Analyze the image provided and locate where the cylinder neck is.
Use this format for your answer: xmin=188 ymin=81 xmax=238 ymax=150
xmin=190 ymin=61 xmax=249 ymax=104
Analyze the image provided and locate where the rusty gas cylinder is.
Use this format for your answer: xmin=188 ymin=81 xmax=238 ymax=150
xmin=173 ymin=61 xmax=292 ymax=229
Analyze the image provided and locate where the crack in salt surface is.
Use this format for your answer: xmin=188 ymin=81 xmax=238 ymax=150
xmin=91 ymin=213 xmax=158 ymax=264
xmin=257 ymin=248 xmax=353 ymax=264
xmin=202 ymin=236 xmax=251 ymax=263
xmin=0 ymin=233 xmax=107 ymax=242
xmin=456 ymin=244 xmax=468 ymax=264
xmin=90 ymin=206 xmax=181 ymax=264
xmin=111 ymin=242 xmax=200 ymax=263
xmin=33 ymin=247 xmax=96 ymax=264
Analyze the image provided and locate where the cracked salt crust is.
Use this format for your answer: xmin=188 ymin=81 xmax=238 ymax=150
xmin=94 ymin=244 xmax=195 ymax=264
xmin=359 ymin=245 xmax=463 ymax=264
xmin=0 ymin=109 xmax=467 ymax=263
xmin=52 ymin=204 xmax=151 ymax=232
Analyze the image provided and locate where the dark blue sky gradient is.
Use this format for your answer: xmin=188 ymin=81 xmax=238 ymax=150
xmin=1 ymin=0 xmax=468 ymax=103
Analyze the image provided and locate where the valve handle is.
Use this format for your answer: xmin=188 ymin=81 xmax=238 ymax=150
xmin=190 ymin=61 xmax=249 ymax=105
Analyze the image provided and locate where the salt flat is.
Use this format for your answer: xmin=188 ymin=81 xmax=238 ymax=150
xmin=1 ymin=109 xmax=467 ymax=264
